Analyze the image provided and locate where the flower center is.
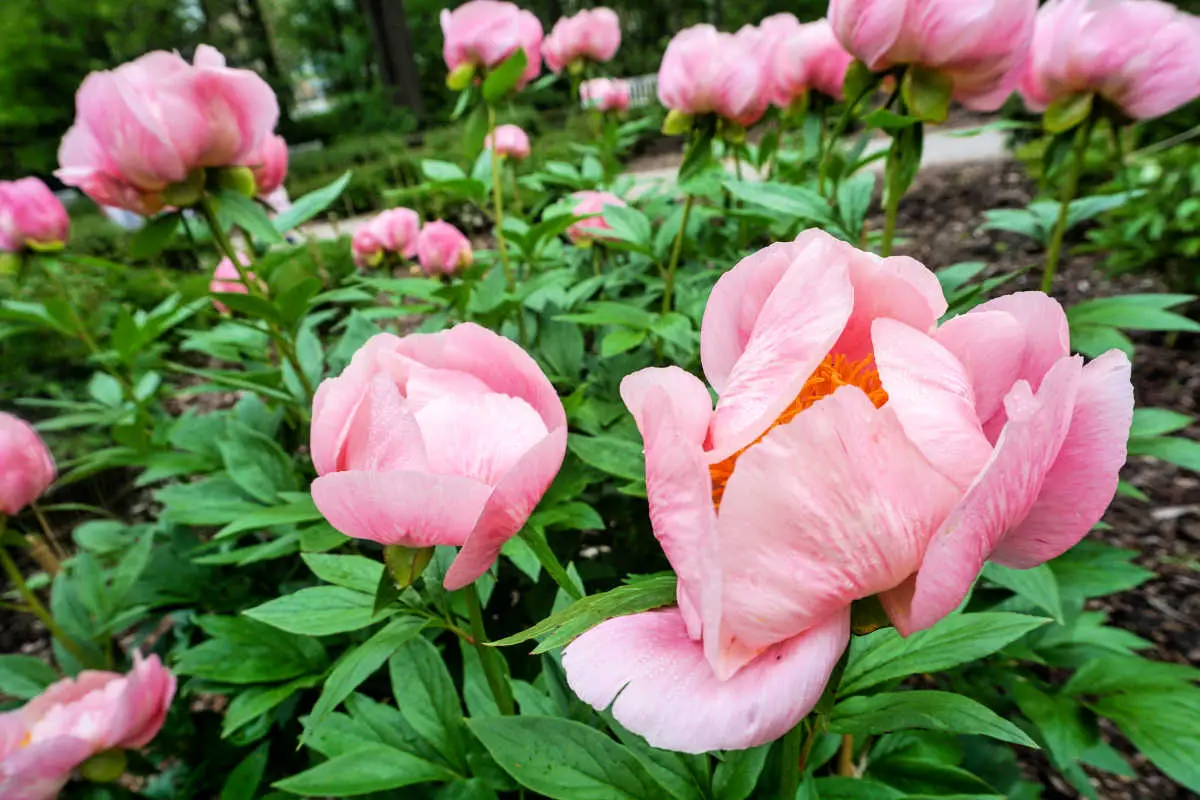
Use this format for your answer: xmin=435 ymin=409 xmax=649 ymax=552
xmin=18 ymin=731 xmax=31 ymax=748
xmin=709 ymin=353 xmax=888 ymax=509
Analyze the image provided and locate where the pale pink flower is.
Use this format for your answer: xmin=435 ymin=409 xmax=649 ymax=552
xmin=56 ymin=45 xmax=278 ymax=215
xmin=209 ymin=253 xmax=258 ymax=314
xmin=567 ymin=191 xmax=627 ymax=243
xmin=441 ymin=0 xmax=543 ymax=89
xmin=0 ymin=654 xmax=175 ymax=800
xmin=829 ymin=0 xmax=1037 ymax=110
xmin=1020 ymin=0 xmax=1200 ymax=120
xmin=542 ymin=8 xmax=621 ymax=73
xmin=351 ymin=226 xmax=384 ymax=269
xmin=417 ymin=221 xmax=473 ymax=276
xmin=485 ymin=124 xmax=532 ymax=160
xmin=581 ymin=78 xmax=631 ymax=112
xmin=250 ymin=134 xmax=288 ymax=197
xmin=352 ymin=208 xmax=422 ymax=268
xmin=770 ymin=19 xmax=856 ymax=105
xmin=658 ymin=24 xmax=769 ymax=127
xmin=310 ymin=324 xmax=567 ymax=589
xmin=562 ymin=229 xmax=1132 ymax=753
xmin=0 ymin=412 xmax=56 ymax=515
xmin=0 ymin=179 xmax=70 ymax=253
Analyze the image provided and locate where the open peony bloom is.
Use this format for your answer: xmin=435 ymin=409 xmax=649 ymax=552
xmin=56 ymin=44 xmax=279 ymax=216
xmin=658 ymin=24 xmax=769 ymax=127
xmin=567 ymin=191 xmax=627 ymax=244
xmin=0 ymin=179 xmax=70 ymax=253
xmin=441 ymin=0 xmax=543 ymax=89
xmin=485 ymin=124 xmax=532 ymax=160
xmin=562 ymin=229 xmax=1132 ymax=753
xmin=209 ymin=253 xmax=258 ymax=314
xmin=310 ymin=324 xmax=567 ymax=590
xmin=417 ymin=221 xmax=473 ymax=277
xmin=771 ymin=19 xmax=856 ymax=105
xmin=351 ymin=208 xmax=422 ymax=268
xmin=0 ymin=653 xmax=175 ymax=800
xmin=1020 ymin=0 xmax=1200 ymax=120
xmin=543 ymin=7 xmax=621 ymax=74
xmin=0 ymin=412 xmax=56 ymax=515
xmin=581 ymin=78 xmax=631 ymax=112
xmin=829 ymin=0 xmax=1037 ymax=111
xmin=250 ymin=133 xmax=288 ymax=197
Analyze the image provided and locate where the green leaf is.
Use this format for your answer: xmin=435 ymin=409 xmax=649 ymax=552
xmin=218 ymin=190 xmax=285 ymax=244
xmin=599 ymin=204 xmax=652 ymax=250
xmin=1049 ymin=540 xmax=1153 ymax=600
xmin=130 ymin=213 xmax=180 ymax=259
xmin=273 ymin=744 xmax=455 ymax=796
xmin=492 ymin=573 xmax=676 ymax=653
xmin=936 ymin=261 xmax=987 ymax=295
xmin=245 ymin=586 xmax=386 ymax=636
xmin=600 ymin=328 xmax=647 ymax=357
xmin=216 ymin=495 xmax=323 ymax=540
xmin=723 ymin=180 xmax=837 ymax=228
xmin=1092 ymin=689 xmax=1200 ymax=792
xmin=211 ymin=292 xmax=287 ymax=325
xmin=862 ymin=108 xmax=920 ymax=132
xmin=830 ymin=691 xmax=1039 ymax=747
xmin=222 ymin=675 xmax=322 ymax=738
xmin=1131 ymin=408 xmax=1193 ymax=438
xmin=423 ymin=159 xmax=468 ymax=182
xmin=840 ymin=612 xmax=1050 ymax=696
xmin=0 ymin=655 xmax=58 ymax=699
xmin=1063 ymin=654 xmax=1200 ymax=697
xmin=468 ymin=716 xmax=671 ymax=800
xmin=556 ymin=301 xmax=656 ymax=330
xmin=980 ymin=563 xmax=1063 ymax=622
xmin=1067 ymin=296 xmax=1200 ymax=333
xmin=1127 ymin=436 xmax=1200 ymax=471
xmin=482 ymin=49 xmax=528 ymax=102
xmin=1069 ymin=324 xmax=1134 ymax=359
xmin=866 ymin=757 xmax=1001 ymax=797
xmin=219 ymin=423 xmax=298 ymax=503
xmin=1012 ymin=682 xmax=1092 ymax=767
xmin=304 ymin=617 xmax=426 ymax=740
xmin=177 ymin=616 xmax=327 ymax=685
xmin=220 ymin=743 xmax=269 ymax=800
xmin=302 ymin=553 xmax=384 ymax=594
xmin=389 ymin=637 xmax=468 ymax=770
xmin=677 ymin=130 xmax=714 ymax=185
xmin=566 ymin=433 xmax=645 ymax=482
xmin=273 ymin=171 xmax=352 ymax=233
xmin=712 ymin=744 xmax=769 ymax=800
xmin=1044 ymin=92 xmax=1093 ymax=134
xmin=813 ymin=777 xmax=903 ymax=799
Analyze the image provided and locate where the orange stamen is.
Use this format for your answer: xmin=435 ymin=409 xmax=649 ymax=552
xmin=18 ymin=731 xmax=31 ymax=748
xmin=709 ymin=353 xmax=887 ymax=508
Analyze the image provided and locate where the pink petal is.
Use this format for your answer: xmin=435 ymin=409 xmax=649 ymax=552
xmin=718 ymin=387 xmax=960 ymax=656
xmin=972 ymin=292 xmax=1068 ymax=391
xmin=111 ymin=653 xmax=176 ymax=749
xmin=415 ymin=393 xmax=549 ymax=486
xmin=900 ymin=355 xmax=1084 ymax=635
xmin=991 ymin=350 xmax=1132 ymax=568
xmin=621 ymin=367 xmax=719 ymax=640
xmin=311 ymin=469 xmax=493 ymax=548
xmin=872 ymin=318 xmax=992 ymax=490
xmin=340 ymin=374 xmax=428 ymax=473
xmin=444 ymin=425 xmax=568 ymax=590
xmin=0 ymin=736 xmax=92 ymax=800
xmin=933 ymin=310 xmax=1026 ymax=427
xmin=832 ymin=252 xmax=947 ymax=362
xmin=562 ymin=607 xmax=849 ymax=754
xmin=829 ymin=0 xmax=906 ymax=70
xmin=705 ymin=232 xmax=854 ymax=457
xmin=310 ymin=333 xmax=403 ymax=475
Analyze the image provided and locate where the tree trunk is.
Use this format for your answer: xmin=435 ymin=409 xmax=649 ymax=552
xmin=360 ymin=0 xmax=423 ymax=114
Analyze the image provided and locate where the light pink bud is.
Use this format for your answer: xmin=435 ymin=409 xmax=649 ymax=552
xmin=486 ymin=124 xmax=532 ymax=160
xmin=581 ymin=78 xmax=631 ymax=112
xmin=543 ymin=8 xmax=622 ymax=73
xmin=0 ymin=179 xmax=70 ymax=253
xmin=0 ymin=413 xmax=55 ymax=515
xmin=441 ymin=1 xmax=543 ymax=89
xmin=251 ymin=134 xmax=288 ymax=197
xmin=657 ymin=25 xmax=769 ymax=127
xmin=209 ymin=253 xmax=257 ymax=314
xmin=567 ymin=190 xmax=627 ymax=243
xmin=770 ymin=19 xmax=855 ymax=105
xmin=417 ymin=221 xmax=473 ymax=276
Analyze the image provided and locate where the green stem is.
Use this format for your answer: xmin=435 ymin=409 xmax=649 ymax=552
xmin=1042 ymin=117 xmax=1093 ymax=294
xmin=592 ymin=245 xmax=602 ymax=277
xmin=779 ymin=722 xmax=806 ymax=799
xmin=880 ymin=140 xmax=902 ymax=258
xmin=463 ymin=582 xmax=515 ymax=715
xmin=818 ymin=84 xmax=873 ymax=197
xmin=838 ymin=734 xmax=855 ymax=776
xmin=508 ymin=162 xmax=524 ymax=218
xmin=199 ymin=197 xmax=316 ymax=399
xmin=486 ymin=105 xmax=526 ymax=346
xmin=0 ymin=531 xmax=90 ymax=667
xmin=1109 ymin=118 xmax=1130 ymax=193
xmin=662 ymin=194 xmax=695 ymax=315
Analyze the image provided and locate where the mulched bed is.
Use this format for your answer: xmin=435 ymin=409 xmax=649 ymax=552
xmin=885 ymin=159 xmax=1200 ymax=800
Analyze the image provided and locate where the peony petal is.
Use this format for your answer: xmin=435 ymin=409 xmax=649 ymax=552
xmin=991 ymin=350 xmax=1132 ymax=568
xmin=310 ymin=333 xmax=403 ymax=475
xmin=621 ymin=367 xmax=719 ymax=640
xmin=872 ymin=318 xmax=992 ymax=490
xmin=971 ymin=292 xmax=1068 ymax=391
xmin=933 ymin=310 xmax=1026 ymax=426
xmin=341 ymin=373 xmax=428 ymax=473
xmin=832 ymin=252 xmax=948 ymax=362
xmin=901 ymin=355 xmax=1083 ymax=635
xmin=0 ymin=735 xmax=93 ymax=800
xmin=415 ymin=393 xmax=549 ymax=486
xmin=444 ymin=425 xmax=568 ymax=590
xmin=718 ymin=387 xmax=960 ymax=656
xmin=312 ymin=469 xmax=493 ymax=548
xmin=562 ymin=607 xmax=849 ymax=754
xmin=706 ymin=232 xmax=854 ymax=456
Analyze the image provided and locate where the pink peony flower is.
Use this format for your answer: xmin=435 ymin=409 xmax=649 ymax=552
xmin=485 ymin=124 xmax=532 ymax=160
xmin=0 ymin=179 xmax=70 ymax=253
xmin=829 ymin=0 xmax=1037 ymax=111
xmin=0 ymin=412 xmax=56 ymax=515
xmin=770 ymin=19 xmax=856 ymax=105
xmin=351 ymin=208 xmax=422 ymax=269
xmin=567 ymin=190 xmax=627 ymax=243
xmin=562 ymin=229 xmax=1132 ymax=753
xmin=441 ymin=0 xmax=543 ymax=89
xmin=250 ymin=133 xmax=288 ymax=197
xmin=351 ymin=226 xmax=385 ymax=269
xmin=542 ymin=7 xmax=622 ymax=73
xmin=56 ymin=45 xmax=278 ymax=215
xmin=658 ymin=25 xmax=770 ymax=127
xmin=309 ymin=324 xmax=567 ymax=590
xmin=581 ymin=78 xmax=631 ymax=112
xmin=0 ymin=653 xmax=175 ymax=800
xmin=1020 ymin=0 xmax=1200 ymax=120
xmin=209 ymin=253 xmax=258 ymax=314
xmin=416 ymin=221 xmax=473 ymax=276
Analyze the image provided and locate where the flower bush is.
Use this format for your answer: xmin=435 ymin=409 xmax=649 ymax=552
xmin=0 ymin=2 xmax=1198 ymax=799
